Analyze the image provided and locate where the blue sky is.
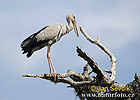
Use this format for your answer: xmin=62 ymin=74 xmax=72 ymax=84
xmin=0 ymin=0 xmax=140 ymax=100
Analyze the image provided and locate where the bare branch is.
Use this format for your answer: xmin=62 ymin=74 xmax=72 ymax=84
xmin=82 ymin=64 xmax=89 ymax=77
xmin=77 ymin=46 xmax=105 ymax=78
xmin=22 ymin=70 xmax=92 ymax=87
xmin=80 ymin=27 xmax=116 ymax=80
xmin=23 ymin=73 xmax=74 ymax=85
xmin=67 ymin=70 xmax=84 ymax=81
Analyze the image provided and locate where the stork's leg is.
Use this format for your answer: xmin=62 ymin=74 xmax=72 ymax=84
xmin=47 ymin=45 xmax=52 ymax=74
xmin=50 ymin=56 xmax=56 ymax=73
xmin=47 ymin=45 xmax=56 ymax=73
xmin=50 ymin=59 xmax=56 ymax=73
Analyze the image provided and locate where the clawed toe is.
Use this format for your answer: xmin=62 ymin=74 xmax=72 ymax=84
xmin=49 ymin=73 xmax=62 ymax=81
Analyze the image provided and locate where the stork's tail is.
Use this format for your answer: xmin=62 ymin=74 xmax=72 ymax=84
xmin=21 ymin=33 xmax=37 ymax=58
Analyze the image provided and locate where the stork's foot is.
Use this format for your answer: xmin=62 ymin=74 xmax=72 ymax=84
xmin=49 ymin=73 xmax=63 ymax=82
xmin=49 ymin=73 xmax=61 ymax=76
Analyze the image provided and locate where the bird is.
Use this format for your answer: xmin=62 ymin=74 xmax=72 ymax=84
xmin=21 ymin=13 xmax=79 ymax=75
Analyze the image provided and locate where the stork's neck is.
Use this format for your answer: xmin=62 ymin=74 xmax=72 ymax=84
xmin=60 ymin=21 xmax=74 ymax=36
xmin=67 ymin=21 xmax=74 ymax=32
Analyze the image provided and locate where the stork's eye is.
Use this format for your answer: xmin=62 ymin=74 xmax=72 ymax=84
xmin=73 ymin=16 xmax=75 ymax=18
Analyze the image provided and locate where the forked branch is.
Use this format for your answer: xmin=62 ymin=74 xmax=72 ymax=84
xmin=80 ymin=27 xmax=116 ymax=80
xmin=22 ymin=70 xmax=91 ymax=87
xmin=77 ymin=46 xmax=106 ymax=78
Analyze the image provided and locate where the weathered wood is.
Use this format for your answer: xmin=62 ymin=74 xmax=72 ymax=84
xmin=80 ymin=27 xmax=116 ymax=81
xmin=22 ymin=27 xmax=140 ymax=100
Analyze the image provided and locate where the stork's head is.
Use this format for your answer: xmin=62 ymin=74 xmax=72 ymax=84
xmin=66 ymin=13 xmax=79 ymax=37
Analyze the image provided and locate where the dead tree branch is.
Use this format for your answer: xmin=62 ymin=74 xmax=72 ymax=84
xmin=80 ymin=27 xmax=116 ymax=81
xmin=22 ymin=70 xmax=92 ymax=87
xmin=77 ymin=46 xmax=110 ymax=82
xmin=22 ymin=26 xmax=140 ymax=100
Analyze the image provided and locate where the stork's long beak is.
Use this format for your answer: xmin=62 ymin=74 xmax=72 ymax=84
xmin=73 ymin=19 xmax=79 ymax=37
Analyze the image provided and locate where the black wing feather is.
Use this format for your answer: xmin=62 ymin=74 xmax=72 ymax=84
xmin=21 ymin=26 xmax=48 ymax=57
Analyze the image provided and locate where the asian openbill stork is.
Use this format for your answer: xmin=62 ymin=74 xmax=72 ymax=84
xmin=21 ymin=13 xmax=79 ymax=75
